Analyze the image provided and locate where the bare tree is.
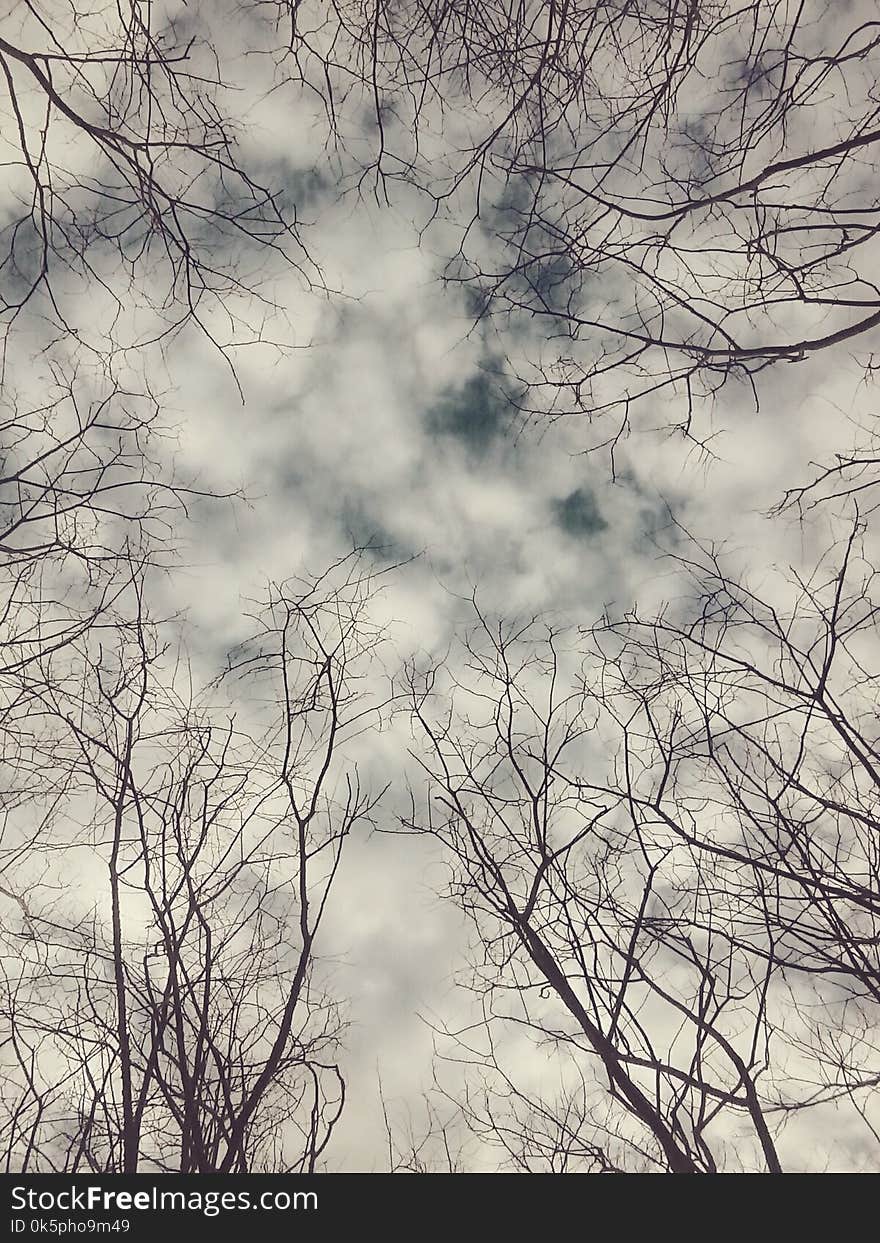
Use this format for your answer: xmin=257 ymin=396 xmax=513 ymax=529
xmin=0 ymin=0 xmax=321 ymax=371
xmin=401 ymin=515 xmax=880 ymax=1172
xmin=773 ymin=406 xmax=880 ymax=519
xmin=0 ymin=552 xmax=390 ymax=1172
xmin=253 ymin=2 xmax=880 ymax=456
xmin=0 ymin=3 xmax=400 ymax=1175
xmin=8 ymin=4 xmax=878 ymax=438
xmin=0 ymin=351 xmax=244 ymax=822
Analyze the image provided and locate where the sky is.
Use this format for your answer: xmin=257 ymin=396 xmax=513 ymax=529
xmin=2 ymin=0 xmax=880 ymax=1173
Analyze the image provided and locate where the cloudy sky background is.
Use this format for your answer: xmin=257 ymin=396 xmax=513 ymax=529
xmin=3 ymin=0 xmax=879 ymax=1171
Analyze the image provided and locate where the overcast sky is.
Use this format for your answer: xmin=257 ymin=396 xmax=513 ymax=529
xmin=3 ymin=0 xmax=880 ymax=1173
